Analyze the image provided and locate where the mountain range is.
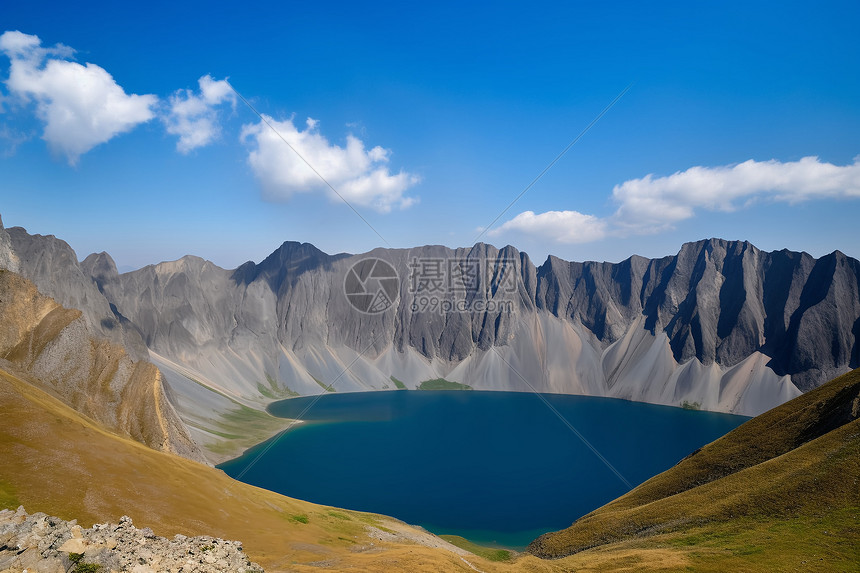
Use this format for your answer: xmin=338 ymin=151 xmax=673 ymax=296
xmin=1 ymin=216 xmax=858 ymax=461
xmin=2 ymin=213 xmax=859 ymax=570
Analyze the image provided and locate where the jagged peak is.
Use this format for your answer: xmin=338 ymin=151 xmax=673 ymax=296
xmin=7 ymin=226 xmax=68 ymax=251
xmin=8 ymin=226 xmax=60 ymax=242
xmin=83 ymin=250 xmax=118 ymax=269
xmin=127 ymin=255 xmax=225 ymax=278
xmin=246 ymin=240 xmax=338 ymax=291
xmin=677 ymin=237 xmax=758 ymax=255
xmin=81 ymin=252 xmax=119 ymax=285
xmin=270 ymin=240 xmax=330 ymax=258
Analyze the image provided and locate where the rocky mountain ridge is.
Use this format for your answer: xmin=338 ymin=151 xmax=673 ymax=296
xmin=1 ymin=215 xmax=858 ymax=459
xmin=0 ymin=267 xmax=203 ymax=461
xmin=0 ymin=215 xmax=203 ymax=461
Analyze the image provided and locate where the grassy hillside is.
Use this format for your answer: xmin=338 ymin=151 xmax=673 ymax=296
xmin=8 ymin=354 xmax=810 ymax=572
xmin=0 ymin=366 xmax=489 ymax=571
xmin=528 ymin=368 xmax=860 ymax=571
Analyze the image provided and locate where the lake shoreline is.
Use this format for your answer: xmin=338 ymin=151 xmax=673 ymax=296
xmin=221 ymin=390 xmax=749 ymax=549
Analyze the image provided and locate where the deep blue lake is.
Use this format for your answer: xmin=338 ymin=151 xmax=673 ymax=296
xmin=218 ymin=390 xmax=748 ymax=549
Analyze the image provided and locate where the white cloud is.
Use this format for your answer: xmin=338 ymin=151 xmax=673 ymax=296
xmin=489 ymin=210 xmax=608 ymax=244
xmin=0 ymin=30 xmax=73 ymax=60
xmin=241 ymin=115 xmax=419 ymax=212
xmin=493 ymin=156 xmax=860 ymax=244
xmin=611 ymin=156 xmax=860 ymax=235
xmin=0 ymin=31 xmax=157 ymax=164
xmin=164 ymin=75 xmax=235 ymax=153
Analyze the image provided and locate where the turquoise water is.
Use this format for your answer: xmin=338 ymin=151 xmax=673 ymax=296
xmin=218 ymin=391 xmax=748 ymax=549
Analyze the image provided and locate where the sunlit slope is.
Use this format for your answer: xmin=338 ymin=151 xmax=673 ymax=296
xmin=0 ymin=366 xmax=495 ymax=572
xmin=529 ymin=368 xmax=860 ymax=570
xmin=0 ymin=269 xmax=201 ymax=460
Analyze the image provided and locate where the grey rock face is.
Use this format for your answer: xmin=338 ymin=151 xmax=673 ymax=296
xmin=107 ymin=242 xmax=530 ymax=371
xmin=99 ymin=238 xmax=858 ymax=395
xmin=0 ymin=507 xmax=263 ymax=573
xmin=5 ymin=227 xmax=148 ymax=361
xmin=535 ymin=239 xmax=860 ymax=390
xmin=2 ymin=216 xmax=857 ymax=417
xmin=0 ymin=216 xmax=19 ymax=273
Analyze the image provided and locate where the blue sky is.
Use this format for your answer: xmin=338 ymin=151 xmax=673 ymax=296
xmin=1 ymin=0 xmax=858 ymax=270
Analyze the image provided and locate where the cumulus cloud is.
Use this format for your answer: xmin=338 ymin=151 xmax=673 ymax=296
xmin=489 ymin=210 xmax=608 ymax=243
xmin=241 ymin=115 xmax=419 ymax=212
xmin=0 ymin=31 xmax=157 ymax=164
xmin=164 ymin=75 xmax=235 ymax=153
xmin=493 ymin=156 xmax=860 ymax=244
xmin=611 ymin=156 xmax=860 ymax=234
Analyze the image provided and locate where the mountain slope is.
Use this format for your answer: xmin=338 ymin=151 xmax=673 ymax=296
xmin=0 ymin=366 xmax=481 ymax=572
xmin=0 ymin=268 xmax=203 ymax=461
xmin=2 ymin=215 xmax=858 ymax=435
xmin=5 ymin=224 xmax=149 ymax=361
xmin=527 ymin=368 xmax=860 ymax=570
xmin=90 ymin=238 xmax=858 ymax=416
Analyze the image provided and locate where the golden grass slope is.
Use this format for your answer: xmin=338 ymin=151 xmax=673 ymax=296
xmin=529 ymin=368 xmax=860 ymax=571
xmin=0 ymin=365 xmax=479 ymax=571
xmin=5 ymin=360 xmax=857 ymax=573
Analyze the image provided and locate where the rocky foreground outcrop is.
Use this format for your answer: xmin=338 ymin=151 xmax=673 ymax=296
xmin=0 ymin=507 xmax=262 ymax=573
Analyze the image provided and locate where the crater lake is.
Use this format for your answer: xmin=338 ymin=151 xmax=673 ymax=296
xmin=218 ymin=390 xmax=748 ymax=548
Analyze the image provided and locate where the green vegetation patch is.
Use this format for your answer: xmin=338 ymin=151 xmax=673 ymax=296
xmin=69 ymin=553 xmax=85 ymax=564
xmin=221 ymin=403 xmax=278 ymax=427
xmin=681 ymin=400 xmax=702 ymax=410
xmin=257 ymin=374 xmax=300 ymax=400
xmin=70 ymin=555 xmax=101 ymax=573
xmin=203 ymin=403 xmax=294 ymax=457
xmin=417 ymin=378 xmax=472 ymax=391
xmin=291 ymin=514 xmax=309 ymax=524
xmin=176 ymin=372 xmax=296 ymax=459
xmin=439 ymin=535 xmax=513 ymax=562
xmin=389 ymin=375 xmax=407 ymax=390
